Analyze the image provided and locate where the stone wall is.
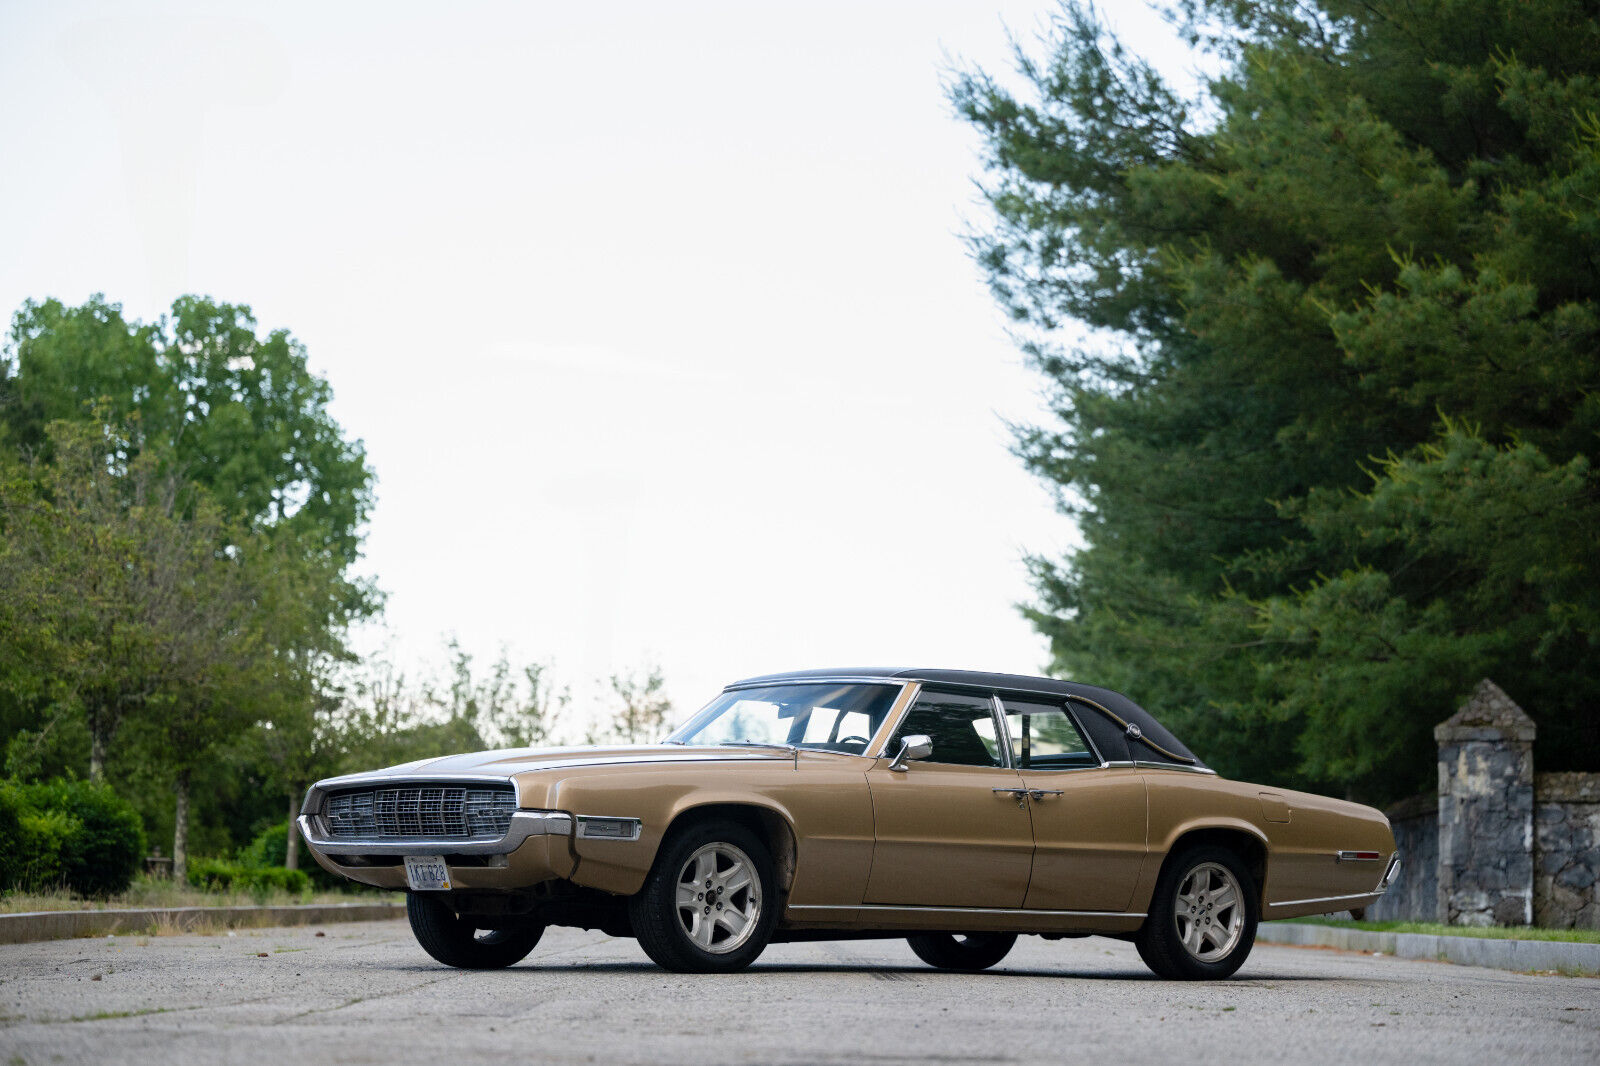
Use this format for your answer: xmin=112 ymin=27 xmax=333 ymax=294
xmin=1367 ymin=793 xmax=1438 ymax=923
xmin=1434 ymin=680 xmax=1536 ymax=926
xmin=1360 ymin=682 xmax=1599 ymax=930
xmin=1534 ymin=773 xmax=1600 ymax=929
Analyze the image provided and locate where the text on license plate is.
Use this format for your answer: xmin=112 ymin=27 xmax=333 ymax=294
xmin=404 ymin=855 xmax=451 ymax=891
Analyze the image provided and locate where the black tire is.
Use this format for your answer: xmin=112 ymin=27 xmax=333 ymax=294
xmin=628 ymin=819 xmax=777 ymax=973
xmin=906 ymin=932 xmax=1017 ymax=971
xmin=406 ymin=892 xmax=544 ymax=969
xmin=1135 ymin=844 xmax=1258 ymax=980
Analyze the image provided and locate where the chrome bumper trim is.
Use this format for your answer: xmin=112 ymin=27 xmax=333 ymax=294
xmin=298 ymin=809 xmax=573 ymax=857
xmin=1377 ymin=853 xmax=1401 ymax=893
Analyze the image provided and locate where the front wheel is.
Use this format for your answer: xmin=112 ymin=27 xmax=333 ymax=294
xmin=406 ymin=893 xmax=544 ymax=969
xmin=628 ymin=819 xmax=777 ymax=973
xmin=1135 ymin=844 xmax=1258 ymax=980
xmin=907 ymin=932 xmax=1017 ymax=971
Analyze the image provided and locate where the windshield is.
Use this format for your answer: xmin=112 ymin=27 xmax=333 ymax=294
xmin=667 ymin=683 xmax=901 ymax=754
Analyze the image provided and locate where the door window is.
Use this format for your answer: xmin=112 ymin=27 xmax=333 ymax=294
xmin=891 ymin=691 xmax=1003 ymax=767
xmin=1001 ymin=699 xmax=1097 ymax=769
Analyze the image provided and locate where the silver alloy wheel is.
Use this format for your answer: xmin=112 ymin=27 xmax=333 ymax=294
xmin=1173 ymin=861 xmax=1245 ymax=962
xmin=674 ymin=841 xmax=762 ymax=954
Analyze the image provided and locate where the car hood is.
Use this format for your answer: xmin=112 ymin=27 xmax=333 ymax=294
xmin=321 ymin=744 xmax=795 ymax=785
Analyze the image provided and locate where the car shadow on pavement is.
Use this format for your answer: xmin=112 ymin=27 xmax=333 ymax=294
xmin=393 ymin=962 xmax=1333 ymax=982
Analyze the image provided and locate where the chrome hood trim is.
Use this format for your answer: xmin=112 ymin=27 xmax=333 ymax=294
xmin=316 ymin=744 xmax=793 ymax=783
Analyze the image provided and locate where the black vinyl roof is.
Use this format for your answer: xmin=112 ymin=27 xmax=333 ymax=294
xmin=726 ymin=667 xmax=1204 ymax=768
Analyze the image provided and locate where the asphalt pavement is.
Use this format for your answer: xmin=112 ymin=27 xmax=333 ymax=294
xmin=1 ymin=919 xmax=1596 ymax=1065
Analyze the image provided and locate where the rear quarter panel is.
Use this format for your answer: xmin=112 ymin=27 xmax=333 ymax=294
xmin=1140 ymin=772 xmax=1395 ymax=914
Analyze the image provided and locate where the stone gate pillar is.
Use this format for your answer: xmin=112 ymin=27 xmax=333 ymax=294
xmin=1435 ymin=679 xmax=1536 ymax=926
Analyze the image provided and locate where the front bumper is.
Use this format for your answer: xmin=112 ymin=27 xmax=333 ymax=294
xmin=296 ymin=809 xmax=573 ymax=856
xmin=297 ymin=776 xmax=580 ymax=891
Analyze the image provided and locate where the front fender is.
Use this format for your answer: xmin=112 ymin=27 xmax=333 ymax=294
xmin=530 ymin=757 xmax=873 ymax=902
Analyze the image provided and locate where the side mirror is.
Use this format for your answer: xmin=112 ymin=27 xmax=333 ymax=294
xmin=888 ymin=734 xmax=933 ymax=773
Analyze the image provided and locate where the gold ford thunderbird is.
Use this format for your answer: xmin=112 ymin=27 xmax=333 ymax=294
xmin=298 ymin=668 xmax=1399 ymax=978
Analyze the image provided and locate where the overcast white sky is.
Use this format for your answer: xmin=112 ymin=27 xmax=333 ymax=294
xmin=0 ymin=0 xmax=1197 ymax=736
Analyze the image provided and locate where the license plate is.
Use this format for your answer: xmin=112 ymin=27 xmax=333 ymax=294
xmin=404 ymin=855 xmax=451 ymax=891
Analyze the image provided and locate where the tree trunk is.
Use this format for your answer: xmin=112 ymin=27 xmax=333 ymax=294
xmin=284 ymin=792 xmax=301 ymax=871
xmin=89 ymin=724 xmax=107 ymax=784
xmin=172 ymin=769 xmax=191 ymax=884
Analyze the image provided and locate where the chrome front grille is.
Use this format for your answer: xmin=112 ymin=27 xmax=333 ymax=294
xmin=322 ymin=784 xmax=516 ymax=842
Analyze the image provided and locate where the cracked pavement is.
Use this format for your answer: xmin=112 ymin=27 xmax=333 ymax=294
xmin=1 ymin=920 xmax=1596 ymax=1064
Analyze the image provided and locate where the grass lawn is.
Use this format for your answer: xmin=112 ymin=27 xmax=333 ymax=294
xmin=1 ymin=873 xmax=397 ymax=914
xmin=1276 ymin=917 xmax=1600 ymax=944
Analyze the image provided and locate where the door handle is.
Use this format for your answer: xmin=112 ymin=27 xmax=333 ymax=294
xmin=992 ymin=787 xmax=1029 ymax=809
xmin=1028 ymin=790 xmax=1064 ymax=800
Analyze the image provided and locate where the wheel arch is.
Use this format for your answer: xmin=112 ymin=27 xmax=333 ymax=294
xmin=1157 ymin=824 xmax=1269 ymax=906
xmin=658 ymin=801 xmax=799 ymax=896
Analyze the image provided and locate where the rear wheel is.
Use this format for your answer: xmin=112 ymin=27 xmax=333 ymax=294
xmin=907 ymin=932 xmax=1017 ymax=971
xmin=628 ymin=819 xmax=777 ymax=973
xmin=406 ymin=893 xmax=544 ymax=969
xmin=1135 ymin=844 xmax=1258 ymax=980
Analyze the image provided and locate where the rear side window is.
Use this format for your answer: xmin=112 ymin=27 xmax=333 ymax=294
xmin=1000 ymin=698 xmax=1097 ymax=769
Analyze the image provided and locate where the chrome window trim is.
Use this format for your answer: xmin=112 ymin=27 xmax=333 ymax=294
xmin=574 ymin=815 xmax=644 ymax=842
xmin=1131 ymin=760 xmax=1219 ymax=776
xmin=877 ymin=686 xmax=1012 ymax=770
xmin=994 ymin=693 xmax=1106 ymax=771
xmin=867 ymin=682 xmax=921 ymax=759
xmin=786 ymin=903 xmax=1147 ymax=919
xmin=678 ymin=679 xmax=911 ymax=757
xmin=990 ymin=694 xmax=1015 ymax=769
xmin=723 ymin=677 xmax=916 ymax=692
xmin=298 ymin=809 xmax=572 ymax=857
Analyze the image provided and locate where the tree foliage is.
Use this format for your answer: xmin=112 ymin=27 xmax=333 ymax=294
xmin=955 ymin=0 xmax=1600 ymax=801
xmin=0 ymin=295 xmax=378 ymax=877
xmin=603 ymin=667 xmax=673 ymax=744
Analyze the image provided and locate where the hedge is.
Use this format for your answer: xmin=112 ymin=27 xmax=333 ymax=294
xmin=0 ymin=779 xmax=145 ymax=897
xmin=238 ymin=821 xmax=345 ymax=891
xmin=186 ymin=857 xmax=310 ymax=895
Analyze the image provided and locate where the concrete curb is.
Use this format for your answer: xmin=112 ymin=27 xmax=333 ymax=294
xmin=0 ymin=901 xmax=404 ymax=945
xmin=1259 ymin=921 xmax=1600 ymax=975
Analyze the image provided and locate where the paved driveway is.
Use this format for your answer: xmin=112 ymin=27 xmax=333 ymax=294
xmin=1 ymin=921 xmax=1596 ymax=1065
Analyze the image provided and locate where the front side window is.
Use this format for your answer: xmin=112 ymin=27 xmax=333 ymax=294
xmin=669 ymin=683 xmax=899 ymax=753
xmin=890 ymin=690 xmax=1003 ymax=768
xmin=1001 ymin=698 xmax=1096 ymax=769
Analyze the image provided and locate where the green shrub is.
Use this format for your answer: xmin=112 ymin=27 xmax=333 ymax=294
xmin=239 ymin=820 xmax=344 ymax=891
xmin=239 ymin=821 xmax=290 ymax=868
xmin=17 ymin=808 xmax=78 ymax=890
xmin=187 ymin=857 xmax=309 ymax=895
xmin=0 ymin=778 xmax=146 ymax=897
xmin=185 ymin=856 xmax=237 ymax=890
xmin=26 ymin=779 xmax=145 ymax=897
xmin=0 ymin=783 xmax=31 ymax=889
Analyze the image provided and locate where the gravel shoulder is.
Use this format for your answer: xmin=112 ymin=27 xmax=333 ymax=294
xmin=2 ymin=920 xmax=1597 ymax=1065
